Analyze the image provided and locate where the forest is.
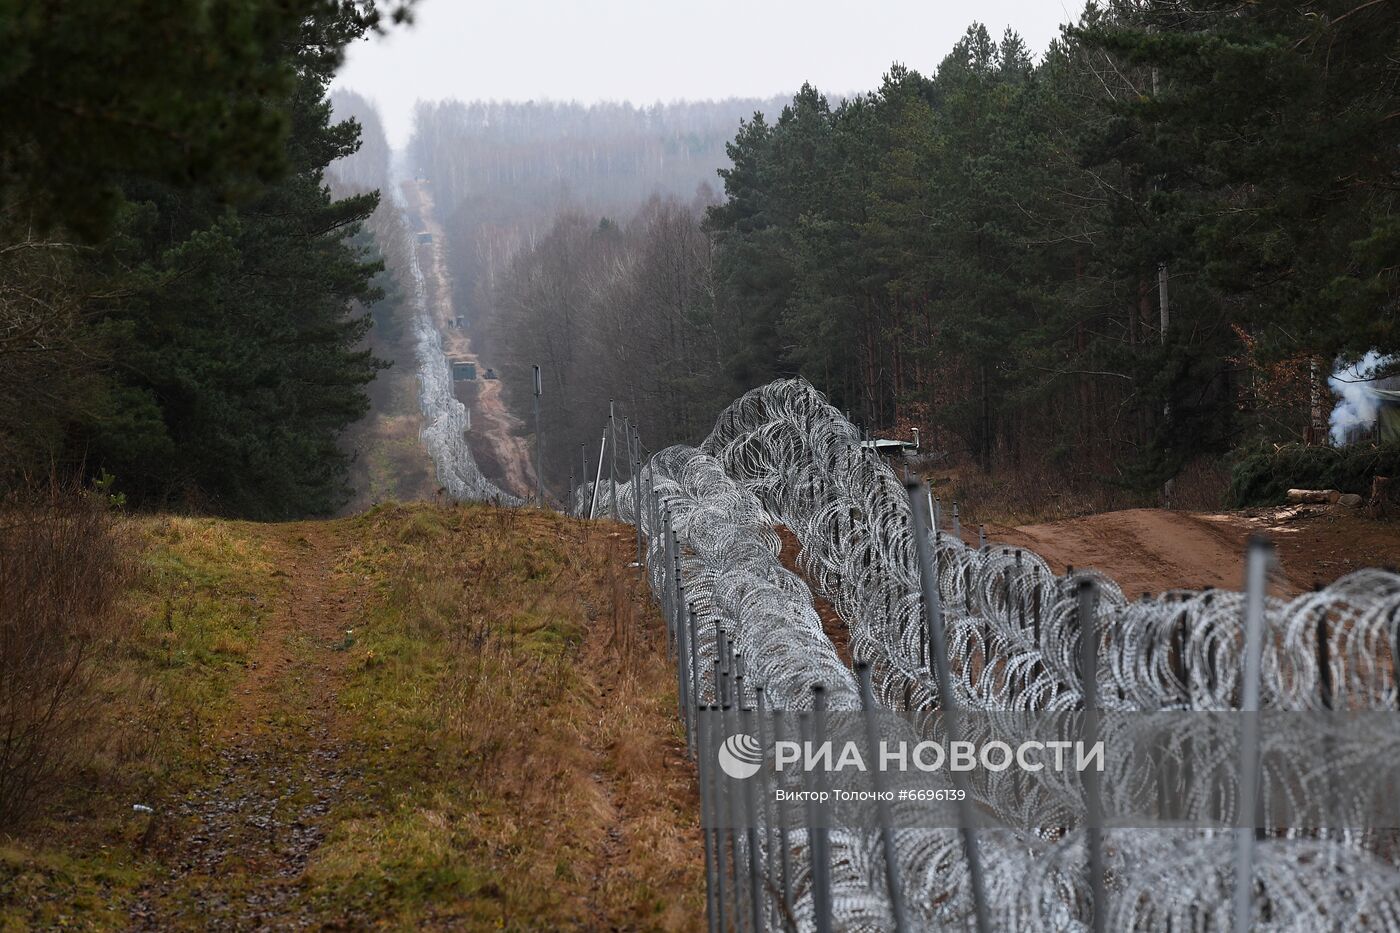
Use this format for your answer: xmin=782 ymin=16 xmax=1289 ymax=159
xmin=0 ymin=1 xmax=415 ymax=518
xmin=4 ymin=0 xmax=1398 ymax=516
xmin=5 ymin=2 xmax=1400 ymax=928
xmin=436 ymin=1 xmax=1400 ymax=507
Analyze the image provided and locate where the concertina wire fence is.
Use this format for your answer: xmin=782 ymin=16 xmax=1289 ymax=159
xmin=389 ymin=165 xmax=520 ymax=506
xmin=569 ymin=377 xmax=1400 ymax=932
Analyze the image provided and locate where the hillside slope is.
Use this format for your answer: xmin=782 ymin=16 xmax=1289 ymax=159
xmin=1 ymin=504 xmax=701 ymax=930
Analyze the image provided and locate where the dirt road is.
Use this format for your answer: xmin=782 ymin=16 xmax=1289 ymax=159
xmin=398 ymin=180 xmax=536 ymax=499
xmin=984 ymin=505 xmax=1400 ymax=598
xmin=129 ymin=521 xmax=367 ymax=929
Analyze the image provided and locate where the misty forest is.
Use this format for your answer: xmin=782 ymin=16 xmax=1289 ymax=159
xmin=5 ymin=0 xmax=1400 ymax=930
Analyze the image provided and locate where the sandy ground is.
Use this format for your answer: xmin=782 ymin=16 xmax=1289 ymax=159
xmin=398 ymin=180 xmax=536 ymax=500
xmin=978 ymin=505 xmax=1400 ymax=598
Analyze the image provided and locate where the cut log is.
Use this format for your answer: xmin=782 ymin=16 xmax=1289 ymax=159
xmin=1286 ymin=488 xmax=1341 ymax=504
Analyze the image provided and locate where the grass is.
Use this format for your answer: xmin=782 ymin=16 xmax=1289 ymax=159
xmin=307 ymin=503 xmax=700 ymax=929
xmin=0 ymin=515 xmax=287 ymax=930
xmin=1 ymin=503 xmax=702 ymax=931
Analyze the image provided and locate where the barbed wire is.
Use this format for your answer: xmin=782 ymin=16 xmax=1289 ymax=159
xmin=582 ymin=378 xmax=1400 ymax=930
xmin=702 ymin=377 xmax=1400 ymax=715
xmin=388 ymin=173 xmax=519 ymax=505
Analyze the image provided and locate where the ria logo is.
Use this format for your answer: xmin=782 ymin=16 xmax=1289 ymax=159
xmin=718 ymin=733 xmax=764 ymax=779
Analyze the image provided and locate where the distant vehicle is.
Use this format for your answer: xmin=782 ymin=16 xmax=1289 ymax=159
xmin=416 ymin=231 xmax=432 ymax=244
xmin=450 ymin=360 xmax=476 ymax=381
xmin=859 ymin=429 xmax=922 ymax=458
xmin=483 ymin=368 xmax=498 ymax=380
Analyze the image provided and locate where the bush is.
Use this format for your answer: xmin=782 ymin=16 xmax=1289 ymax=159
xmin=1227 ymin=442 xmax=1400 ymax=507
xmin=0 ymin=483 xmax=130 ymax=826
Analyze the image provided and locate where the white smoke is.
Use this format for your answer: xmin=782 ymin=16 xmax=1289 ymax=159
xmin=1329 ymin=351 xmax=1391 ymax=445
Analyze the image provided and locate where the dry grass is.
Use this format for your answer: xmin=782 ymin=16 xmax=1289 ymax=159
xmin=2 ymin=501 xmax=703 ymax=929
xmin=308 ymin=504 xmax=703 ymax=929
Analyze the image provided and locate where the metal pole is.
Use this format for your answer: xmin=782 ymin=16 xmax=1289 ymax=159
xmin=741 ymin=706 xmax=765 ymax=933
xmin=700 ymin=705 xmax=722 ymax=933
xmin=857 ymin=663 xmax=909 ymax=933
xmin=722 ymin=702 xmax=746 ymax=932
xmin=808 ymin=685 xmax=833 ymax=933
xmin=1234 ymin=536 xmax=1273 ymax=933
xmin=588 ymin=428 xmax=607 ymax=520
xmin=676 ymin=590 xmax=691 ymax=739
xmin=660 ymin=509 xmax=674 ymax=633
xmin=688 ymin=605 xmax=702 ymax=757
xmin=532 ymin=364 xmax=543 ymax=504
xmin=580 ymin=443 xmax=589 ymax=507
xmin=1079 ymin=579 xmax=1105 ymax=933
xmin=649 ymin=488 xmax=661 ymax=571
xmin=907 ymin=480 xmax=990 ymax=933
xmin=775 ymin=710 xmax=793 ymax=928
xmin=671 ymin=528 xmax=685 ymax=660
xmin=608 ymin=400 xmax=619 ymax=520
xmin=633 ymin=448 xmax=644 ymax=563
xmin=754 ymin=687 xmax=779 ymax=933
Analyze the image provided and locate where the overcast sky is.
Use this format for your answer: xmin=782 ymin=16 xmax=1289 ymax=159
xmin=333 ymin=1 xmax=1081 ymax=149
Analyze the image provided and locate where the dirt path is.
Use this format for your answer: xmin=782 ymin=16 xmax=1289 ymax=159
xmin=776 ymin=526 xmax=853 ymax=666
xmin=399 ymin=180 xmax=536 ymax=499
xmin=130 ymin=522 xmax=365 ymax=930
xmin=985 ymin=505 xmax=1400 ymax=598
xmin=989 ymin=508 xmax=1253 ymax=598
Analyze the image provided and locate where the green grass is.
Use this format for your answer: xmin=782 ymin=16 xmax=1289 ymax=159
xmin=1 ymin=503 xmax=702 ymax=931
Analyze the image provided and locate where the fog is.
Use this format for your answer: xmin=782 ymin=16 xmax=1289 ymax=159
xmin=334 ymin=0 xmax=1076 ymax=148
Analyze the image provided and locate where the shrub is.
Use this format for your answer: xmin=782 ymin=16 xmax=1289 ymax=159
xmin=0 ymin=482 xmax=130 ymax=826
xmin=1227 ymin=442 xmax=1400 ymax=507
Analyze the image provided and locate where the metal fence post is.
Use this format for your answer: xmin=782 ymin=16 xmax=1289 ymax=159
xmin=531 ymin=364 xmax=543 ymax=503
xmin=632 ymin=451 xmax=644 ymax=563
xmin=1234 ymin=537 xmax=1273 ymax=933
xmin=580 ymin=443 xmax=589 ymax=511
xmin=722 ymin=702 xmax=747 ymax=932
xmin=775 ymin=710 xmax=794 ymax=929
xmin=701 ymin=705 xmax=724 ymax=933
xmin=688 ymin=605 xmax=702 ymax=756
xmin=608 ymin=400 xmax=619 ymax=520
xmin=740 ymin=706 xmax=765 ymax=933
xmin=670 ymin=525 xmax=685 ymax=660
xmin=589 ymin=428 xmax=607 ymax=520
xmin=660 ymin=509 xmax=674 ymax=634
xmin=676 ymin=589 xmax=692 ymax=740
xmin=809 ymin=684 xmax=833 ymax=933
xmin=907 ymin=481 xmax=990 ymax=933
xmin=857 ymin=662 xmax=908 ymax=933
xmin=1079 ymin=579 xmax=1105 ymax=933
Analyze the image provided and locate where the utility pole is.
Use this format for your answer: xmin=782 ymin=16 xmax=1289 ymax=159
xmin=532 ymin=364 xmax=543 ymax=504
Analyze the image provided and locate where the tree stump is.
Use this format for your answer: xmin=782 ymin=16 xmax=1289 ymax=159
xmin=1366 ymin=476 xmax=1392 ymax=519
